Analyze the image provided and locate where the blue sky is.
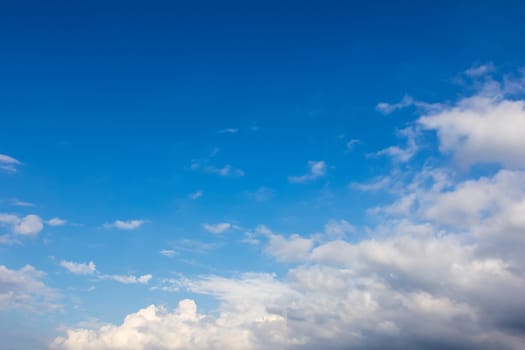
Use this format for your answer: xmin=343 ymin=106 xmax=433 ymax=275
xmin=2 ymin=1 xmax=525 ymax=349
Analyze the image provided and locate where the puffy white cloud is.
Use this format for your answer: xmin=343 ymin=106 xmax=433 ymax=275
xmin=0 ymin=264 xmax=60 ymax=312
xmin=103 ymin=219 xmax=147 ymax=230
xmin=419 ymin=95 xmax=525 ymax=169
xmin=0 ymin=153 xmax=21 ymax=173
xmin=60 ymin=261 xmax=96 ymax=275
xmin=0 ymin=214 xmax=44 ymax=236
xmin=288 ymin=161 xmax=327 ymax=184
xmin=202 ymin=222 xmax=232 ymax=234
xmin=47 ymin=217 xmax=67 ymax=226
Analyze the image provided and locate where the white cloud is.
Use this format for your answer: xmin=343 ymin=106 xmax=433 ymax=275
xmin=376 ymin=127 xmax=419 ymax=162
xmin=160 ymin=249 xmax=177 ymax=257
xmin=205 ymin=164 xmax=245 ymax=177
xmin=419 ymin=95 xmax=525 ymax=169
xmin=103 ymin=219 xmax=147 ymax=230
xmin=0 ymin=153 xmax=22 ymax=173
xmin=323 ymin=219 xmax=355 ymax=239
xmin=101 ymin=274 xmax=152 ymax=285
xmin=47 ymin=217 xmax=67 ymax=226
xmin=350 ymin=176 xmax=391 ymax=192
xmin=345 ymin=138 xmax=360 ymax=152
xmin=0 ymin=264 xmax=60 ymax=312
xmin=189 ymin=190 xmax=204 ymax=200
xmin=60 ymin=261 xmax=96 ymax=275
xmin=376 ymin=95 xmax=443 ymax=115
xmin=202 ymin=222 xmax=232 ymax=234
xmin=465 ymin=63 xmax=495 ymax=77
xmin=10 ymin=199 xmax=34 ymax=207
xmin=288 ymin=160 xmax=327 ymax=184
xmin=0 ymin=214 xmax=44 ymax=236
xmin=0 ymin=234 xmax=21 ymax=245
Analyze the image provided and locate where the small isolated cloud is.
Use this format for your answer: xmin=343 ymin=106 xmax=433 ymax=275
xmin=47 ymin=218 xmax=67 ymax=226
xmin=60 ymin=260 xmax=96 ymax=275
xmin=103 ymin=219 xmax=147 ymax=230
xmin=189 ymin=190 xmax=204 ymax=200
xmin=102 ymin=274 xmax=152 ymax=285
xmin=202 ymin=222 xmax=232 ymax=234
xmin=217 ymin=128 xmax=239 ymax=134
xmin=160 ymin=249 xmax=177 ymax=258
xmin=346 ymin=139 xmax=360 ymax=152
xmin=10 ymin=199 xmax=34 ymax=207
xmin=205 ymin=165 xmax=244 ymax=177
xmin=288 ymin=161 xmax=327 ymax=184
xmin=0 ymin=214 xmax=44 ymax=236
xmin=0 ymin=154 xmax=22 ymax=173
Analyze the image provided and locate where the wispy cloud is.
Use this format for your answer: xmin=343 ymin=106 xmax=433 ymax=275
xmin=202 ymin=222 xmax=232 ymax=234
xmin=159 ymin=249 xmax=177 ymax=257
xmin=10 ymin=199 xmax=35 ymax=207
xmin=464 ymin=62 xmax=495 ymax=77
xmin=101 ymin=274 xmax=152 ymax=285
xmin=205 ymin=165 xmax=244 ymax=177
xmin=0 ymin=154 xmax=22 ymax=173
xmin=288 ymin=160 xmax=327 ymax=184
xmin=217 ymin=128 xmax=239 ymax=134
xmin=376 ymin=95 xmax=443 ymax=115
xmin=189 ymin=190 xmax=204 ymax=200
xmin=103 ymin=219 xmax=147 ymax=230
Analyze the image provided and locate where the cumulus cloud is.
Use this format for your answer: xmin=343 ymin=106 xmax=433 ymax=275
xmin=202 ymin=222 xmax=232 ymax=234
xmin=60 ymin=261 xmax=96 ymax=275
xmin=288 ymin=161 xmax=327 ymax=184
xmin=419 ymin=94 xmax=525 ymax=169
xmin=103 ymin=219 xmax=147 ymax=230
xmin=0 ymin=153 xmax=22 ymax=173
xmin=0 ymin=213 xmax=44 ymax=236
xmin=0 ymin=264 xmax=60 ymax=312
